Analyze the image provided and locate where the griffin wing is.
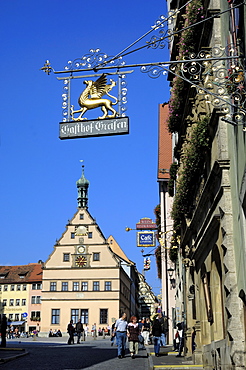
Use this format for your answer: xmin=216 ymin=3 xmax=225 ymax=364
xmin=90 ymin=74 xmax=107 ymax=99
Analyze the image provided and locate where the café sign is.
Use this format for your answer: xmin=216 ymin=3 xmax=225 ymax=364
xmin=137 ymin=231 xmax=156 ymax=247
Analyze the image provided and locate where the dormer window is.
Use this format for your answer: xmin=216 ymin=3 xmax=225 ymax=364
xmin=0 ymin=272 xmax=8 ymax=279
xmin=80 ymin=214 xmax=84 ymax=220
xmin=18 ymin=272 xmax=28 ymax=279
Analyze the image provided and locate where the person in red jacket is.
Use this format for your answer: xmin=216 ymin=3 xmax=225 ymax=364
xmin=127 ymin=316 xmax=141 ymax=359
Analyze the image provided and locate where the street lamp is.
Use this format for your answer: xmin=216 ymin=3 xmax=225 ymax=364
xmin=167 ymin=267 xmax=176 ymax=289
xmin=167 ymin=267 xmax=174 ymax=277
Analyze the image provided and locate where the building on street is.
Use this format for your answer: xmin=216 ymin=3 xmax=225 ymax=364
xmin=41 ymin=166 xmax=138 ymax=335
xmin=0 ymin=262 xmax=43 ymax=333
xmin=165 ymin=0 xmax=246 ymax=368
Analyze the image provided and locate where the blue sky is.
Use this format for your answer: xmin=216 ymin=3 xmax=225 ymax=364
xmin=0 ymin=0 xmax=170 ymax=295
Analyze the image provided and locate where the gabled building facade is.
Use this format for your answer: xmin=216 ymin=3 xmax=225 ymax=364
xmin=41 ymin=167 xmax=137 ymax=335
xmin=0 ymin=263 xmax=43 ymax=333
xmin=138 ymin=272 xmax=158 ymax=319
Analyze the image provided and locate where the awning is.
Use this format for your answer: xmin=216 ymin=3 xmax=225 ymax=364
xmin=7 ymin=321 xmax=26 ymax=326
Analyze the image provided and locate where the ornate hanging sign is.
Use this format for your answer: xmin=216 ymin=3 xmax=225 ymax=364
xmin=136 ymin=217 xmax=157 ymax=230
xmin=59 ymin=69 xmax=130 ymax=138
xmin=59 ymin=71 xmax=129 ymax=138
xmin=41 ymin=49 xmax=131 ymax=139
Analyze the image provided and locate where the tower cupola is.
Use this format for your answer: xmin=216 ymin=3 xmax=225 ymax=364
xmin=76 ymin=165 xmax=89 ymax=209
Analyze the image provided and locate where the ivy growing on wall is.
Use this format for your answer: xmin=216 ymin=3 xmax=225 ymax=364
xmin=168 ymin=163 xmax=178 ymax=197
xmin=177 ymin=0 xmax=204 ymax=59
xmin=171 ymin=115 xmax=210 ymax=233
xmin=155 ymin=245 xmax=162 ymax=279
xmin=168 ymin=0 xmax=204 ymax=133
xmin=168 ymin=76 xmax=186 ymax=133
xmin=154 ymin=204 xmax=161 ymax=234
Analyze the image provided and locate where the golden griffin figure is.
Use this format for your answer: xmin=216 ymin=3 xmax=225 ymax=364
xmin=71 ymin=74 xmax=118 ymax=121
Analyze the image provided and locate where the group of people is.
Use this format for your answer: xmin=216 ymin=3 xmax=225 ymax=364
xmin=48 ymin=329 xmax=62 ymax=337
xmin=66 ymin=321 xmax=113 ymax=343
xmin=97 ymin=326 xmax=111 ymax=336
xmin=67 ymin=319 xmax=84 ymax=344
xmin=112 ymin=312 xmax=168 ymax=359
xmin=64 ymin=312 xmax=186 ymax=359
xmin=7 ymin=325 xmax=21 ymax=339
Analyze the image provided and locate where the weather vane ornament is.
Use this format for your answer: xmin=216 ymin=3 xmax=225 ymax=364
xmin=70 ymin=74 xmax=118 ymax=121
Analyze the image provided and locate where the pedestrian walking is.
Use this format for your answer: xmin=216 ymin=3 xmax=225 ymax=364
xmin=76 ymin=319 xmax=84 ymax=344
xmin=192 ymin=326 xmax=196 ymax=353
xmin=176 ymin=322 xmax=184 ymax=357
xmin=67 ymin=320 xmax=75 ymax=345
xmin=174 ymin=329 xmax=179 ymax=351
xmin=92 ymin=323 xmax=97 ymax=339
xmin=151 ymin=314 xmax=162 ymax=357
xmin=84 ymin=324 xmax=89 ymax=337
xmin=156 ymin=313 xmax=168 ymax=346
xmin=114 ymin=312 xmax=128 ymax=359
xmin=127 ymin=316 xmax=140 ymax=359
xmin=142 ymin=318 xmax=151 ymax=346
xmin=110 ymin=321 xmax=116 ymax=346
xmin=0 ymin=315 xmax=7 ymax=348
xmin=107 ymin=324 xmax=111 ymax=336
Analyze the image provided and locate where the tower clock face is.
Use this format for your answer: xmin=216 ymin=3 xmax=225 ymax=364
xmin=77 ymin=245 xmax=85 ymax=254
xmin=75 ymin=255 xmax=87 ymax=267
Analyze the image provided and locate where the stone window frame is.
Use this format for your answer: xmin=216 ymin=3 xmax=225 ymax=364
xmin=93 ymin=281 xmax=100 ymax=291
xmin=51 ymin=309 xmax=60 ymax=325
xmin=50 ymin=282 xmax=57 ymax=291
xmin=81 ymin=281 xmax=88 ymax=291
xmin=63 ymin=253 xmax=70 ymax=262
xmin=62 ymin=282 xmax=69 ymax=291
xmin=93 ymin=252 xmax=100 ymax=261
xmin=104 ymin=281 xmax=112 ymax=291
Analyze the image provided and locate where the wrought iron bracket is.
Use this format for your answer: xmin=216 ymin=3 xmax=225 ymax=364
xmin=41 ymin=47 xmax=245 ymax=126
xmin=40 ymin=1 xmax=245 ymax=125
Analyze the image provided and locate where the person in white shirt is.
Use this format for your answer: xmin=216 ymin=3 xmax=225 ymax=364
xmin=84 ymin=324 xmax=89 ymax=337
xmin=114 ymin=313 xmax=128 ymax=358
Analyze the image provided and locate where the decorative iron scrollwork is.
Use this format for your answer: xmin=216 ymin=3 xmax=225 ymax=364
xmin=146 ymin=13 xmax=176 ymax=49
xmin=140 ymin=64 xmax=168 ymax=78
xmin=64 ymin=49 xmax=126 ymax=71
xmin=60 ymin=50 xmax=129 ymax=121
xmin=167 ymin=46 xmax=246 ymax=122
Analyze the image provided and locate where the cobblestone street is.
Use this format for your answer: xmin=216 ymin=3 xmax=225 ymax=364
xmin=0 ymin=337 xmax=150 ymax=370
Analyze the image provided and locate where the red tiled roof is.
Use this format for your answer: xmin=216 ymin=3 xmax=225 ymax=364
xmin=0 ymin=263 xmax=43 ymax=283
xmin=158 ymin=104 xmax=172 ymax=180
